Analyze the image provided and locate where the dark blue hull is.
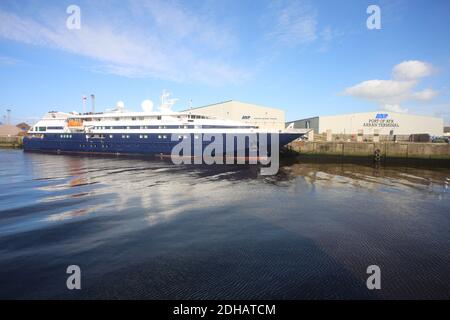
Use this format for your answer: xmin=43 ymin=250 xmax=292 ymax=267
xmin=23 ymin=133 xmax=302 ymax=156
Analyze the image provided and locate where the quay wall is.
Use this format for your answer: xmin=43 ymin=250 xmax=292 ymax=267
xmin=288 ymin=141 xmax=450 ymax=160
xmin=0 ymin=136 xmax=23 ymax=149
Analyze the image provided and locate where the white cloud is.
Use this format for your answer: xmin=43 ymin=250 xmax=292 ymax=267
xmin=265 ymin=1 xmax=317 ymax=46
xmin=135 ymin=0 xmax=236 ymax=51
xmin=343 ymin=60 xmax=437 ymax=111
xmin=344 ymin=79 xmax=416 ymax=102
xmin=412 ymin=88 xmax=438 ymax=101
xmin=383 ymin=104 xmax=408 ymax=113
xmin=317 ymin=26 xmax=335 ymax=52
xmin=0 ymin=3 xmax=247 ymax=85
xmin=0 ymin=55 xmax=21 ymax=65
xmin=392 ymin=60 xmax=434 ymax=80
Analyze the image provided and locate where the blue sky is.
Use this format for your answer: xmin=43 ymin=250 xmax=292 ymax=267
xmin=0 ymin=0 xmax=449 ymax=124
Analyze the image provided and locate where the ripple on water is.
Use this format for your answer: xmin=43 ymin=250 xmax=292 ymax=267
xmin=0 ymin=150 xmax=449 ymax=299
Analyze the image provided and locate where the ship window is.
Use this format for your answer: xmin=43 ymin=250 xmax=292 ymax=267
xmin=139 ymin=135 xmax=143 ymax=139
xmin=158 ymin=135 xmax=162 ymax=139
xmin=38 ymin=127 xmax=46 ymax=131
xmin=194 ymin=135 xmax=199 ymax=139
xmin=157 ymin=116 xmax=161 ymax=120
xmin=115 ymin=118 xmax=120 ymax=121
xmin=139 ymin=117 xmax=144 ymax=120
xmin=132 ymin=117 xmax=136 ymax=121
xmin=163 ymin=135 xmax=167 ymax=139
xmin=109 ymin=135 xmax=113 ymax=138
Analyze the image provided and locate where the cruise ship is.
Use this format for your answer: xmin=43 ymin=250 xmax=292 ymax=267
xmin=23 ymin=93 xmax=306 ymax=158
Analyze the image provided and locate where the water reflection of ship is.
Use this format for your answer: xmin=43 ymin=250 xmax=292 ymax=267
xmin=28 ymin=153 xmax=448 ymax=225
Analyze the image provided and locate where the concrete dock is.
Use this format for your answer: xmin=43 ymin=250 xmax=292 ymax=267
xmin=0 ymin=136 xmax=23 ymax=149
xmin=287 ymin=141 xmax=450 ymax=161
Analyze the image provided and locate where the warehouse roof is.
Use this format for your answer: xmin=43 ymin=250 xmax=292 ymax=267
xmin=183 ymin=100 xmax=233 ymax=111
xmin=182 ymin=100 xmax=282 ymax=112
xmin=0 ymin=125 xmax=21 ymax=136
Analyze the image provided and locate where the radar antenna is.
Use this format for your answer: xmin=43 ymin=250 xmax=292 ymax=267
xmin=159 ymin=90 xmax=178 ymax=112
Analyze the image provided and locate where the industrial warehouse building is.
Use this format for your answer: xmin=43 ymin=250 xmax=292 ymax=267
xmin=183 ymin=100 xmax=285 ymax=129
xmin=287 ymin=111 xmax=444 ymax=137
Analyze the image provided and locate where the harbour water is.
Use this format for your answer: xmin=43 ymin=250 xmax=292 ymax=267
xmin=0 ymin=149 xmax=449 ymax=299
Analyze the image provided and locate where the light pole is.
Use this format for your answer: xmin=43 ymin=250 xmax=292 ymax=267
xmin=6 ymin=109 xmax=11 ymax=125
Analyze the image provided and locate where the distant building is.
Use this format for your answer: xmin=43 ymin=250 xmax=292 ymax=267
xmin=0 ymin=124 xmax=21 ymax=137
xmin=182 ymin=100 xmax=285 ymax=129
xmin=16 ymin=122 xmax=31 ymax=134
xmin=444 ymin=126 xmax=450 ymax=137
xmin=287 ymin=111 xmax=444 ymax=137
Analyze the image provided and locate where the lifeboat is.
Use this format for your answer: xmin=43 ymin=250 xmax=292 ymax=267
xmin=67 ymin=119 xmax=83 ymax=127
